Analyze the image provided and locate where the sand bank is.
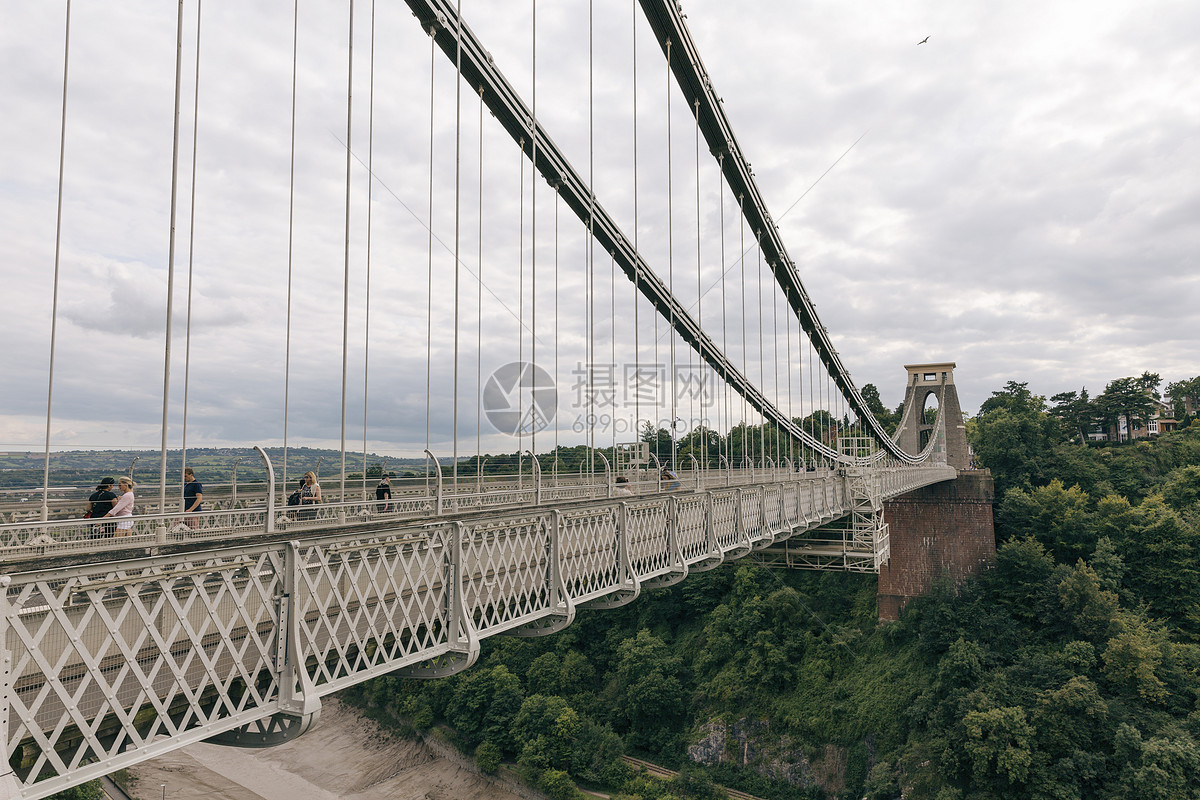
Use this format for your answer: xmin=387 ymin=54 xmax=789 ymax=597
xmin=123 ymin=700 xmax=525 ymax=800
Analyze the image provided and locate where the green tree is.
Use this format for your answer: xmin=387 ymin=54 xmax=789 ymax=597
xmin=1089 ymin=536 xmax=1126 ymax=594
xmin=527 ymin=651 xmax=565 ymax=697
xmin=997 ymin=478 xmax=1095 ymax=559
xmin=962 ymin=705 xmax=1035 ymax=787
xmin=978 ymin=381 xmax=1041 ymax=416
xmin=640 ymin=421 xmax=675 ymax=464
xmin=1110 ymin=725 xmax=1200 ymax=800
xmin=1161 ymin=465 xmax=1200 ymax=512
xmin=475 ymin=740 xmax=501 ymax=774
xmin=861 ymin=383 xmax=900 ymax=434
xmin=446 ymin=664 xmax=525 ymax=752
xmin=1096 ymin=376 xmax=1156 ymax=440
xmin=569 ymin=716 xmax=625 ymax=784
xmin=513 ymin=695 xmax=580 ymax=770
xmin=538 ymin=768 xmax=578 ymax=800
xmin=990 ymin=538 xmax=1056 ymax=624
xmin=1029 ymin=676 xmax=1110 ymax=791
xmin=611 ymin=630 xmax=685 ymax=753
xmin=970 ymin=386 xmax=1060 ymax=494
xmin=48 ymin=783 xmax=104 ymax=800
xmin=1103 ymin=614 xmax=1168 ymax=702
xmin=1057 ymin=562 xmax=1119 ymax=642
xmin=1167 ymin=375 xmax=1200 ymax=423
xmin=1049 ymin=388 xmax=1095 ymax=444
xmin=1107 ymin=496 xmax=1200 ymax=630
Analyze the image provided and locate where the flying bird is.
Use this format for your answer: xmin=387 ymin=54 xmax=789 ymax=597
xmin=918 ymin=36 xmax=930 ymax=45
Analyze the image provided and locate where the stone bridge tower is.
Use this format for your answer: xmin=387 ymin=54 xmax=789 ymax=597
xmin=878 ymin=362 xmax=994 ymax=621
xmin=893 ymin=362 xmax=971 ymax=470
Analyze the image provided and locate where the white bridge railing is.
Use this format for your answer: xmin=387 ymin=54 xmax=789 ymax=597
xmin=0 ymin=462 xmax=951 ymax=564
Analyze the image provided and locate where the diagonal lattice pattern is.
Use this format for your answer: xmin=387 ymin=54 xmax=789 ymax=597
xmin=289 ymin=526 xmax=453 ymax=694
xmin=625 ymin=499 xmax=672 ymax=579
xmin=676 ymin=495 xmax=709 ymax=562
xmin=460 ymin=514 xmax=553 ymax=635
xmin=4 ymin=548 xmax=285 ymax=789
xmin=559 ymin=506 xmax=621 ymax=604
xmin=711 ymin=489 xmax=740 ymax=552
xmin=740 ymin=487 xmax=766 ymax=547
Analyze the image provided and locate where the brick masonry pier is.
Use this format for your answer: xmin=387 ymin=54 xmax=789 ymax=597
xmin=877 ymin=469 xmax=995 ymax=622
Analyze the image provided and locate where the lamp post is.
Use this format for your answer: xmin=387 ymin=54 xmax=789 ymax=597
xmin=128 ymin=456 xmax=139 ymax=480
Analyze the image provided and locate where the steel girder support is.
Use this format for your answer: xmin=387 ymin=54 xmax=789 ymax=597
xmin=506 ymin=511 xmax=577 ymax=636
xmin=641 ymin=495 xmax=690 ymax=588
xmin=395 ymin=523 xmax=480 ymax=678
xmin=684 ymin=490 xmax=724 ymax=574
xmin=204 ymin=712 xmax=320 ymax=750
xmin=207 ymin=540 xmax=320 ymax=748
xmin=580 ymin=502 xmax=643 ymax=607
xmin=723 ymin=488 xmax=753 ymax=560
xmin=401 ymin=0 xmax=842 ymax=463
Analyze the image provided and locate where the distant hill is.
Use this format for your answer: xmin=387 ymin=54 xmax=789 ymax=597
xmin=0 ymin=447 xmax=432 ymax=489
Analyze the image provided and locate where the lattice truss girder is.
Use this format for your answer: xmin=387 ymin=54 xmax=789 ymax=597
xmin=754 ymin=438 xmax=896 ymax=573
xmin=0 ymin=466 xmax=953 ymax=799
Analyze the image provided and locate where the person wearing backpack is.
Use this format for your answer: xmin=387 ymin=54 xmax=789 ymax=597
xmin=299 ymin=471 xmax=321 ymax=520
xmin=286 ymin=477 xmax=305 ymax=520
xmin=87 ymin=477 xmax=118 ymax=539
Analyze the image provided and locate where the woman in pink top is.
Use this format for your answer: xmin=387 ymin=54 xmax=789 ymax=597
xmin=106 ymin=477 xmax=136 ymax=535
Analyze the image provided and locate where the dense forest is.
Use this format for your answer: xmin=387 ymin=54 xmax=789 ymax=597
xmin=339 ymin=379 xmax=1200 ymax=800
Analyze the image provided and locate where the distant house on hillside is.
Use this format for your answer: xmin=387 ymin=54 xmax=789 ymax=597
xmin=1107 ymin=395 xmax=1178 ymax=442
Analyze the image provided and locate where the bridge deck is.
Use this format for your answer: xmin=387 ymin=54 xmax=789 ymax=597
xmin=0 ymin=464 xmax=954 ymax=799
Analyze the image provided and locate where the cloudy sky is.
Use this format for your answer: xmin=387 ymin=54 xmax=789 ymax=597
xmin=2 ymin=0 xmax=1197 ymax=461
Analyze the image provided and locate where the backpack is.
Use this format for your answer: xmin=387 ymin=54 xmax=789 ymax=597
xmin=286 ymin=490 xmax=302 ymax=507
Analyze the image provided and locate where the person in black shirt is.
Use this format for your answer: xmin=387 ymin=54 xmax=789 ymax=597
xmin=88 ymin=477 xmax=117 ymax=538
xmin=183 ymin=467 xmax=204 ymax=529
xmin=375 ymin=473 xmax=392 ymax=513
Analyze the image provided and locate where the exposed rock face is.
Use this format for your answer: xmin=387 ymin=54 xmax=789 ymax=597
xmin=687 ymin=718 xmax=855 ymax=796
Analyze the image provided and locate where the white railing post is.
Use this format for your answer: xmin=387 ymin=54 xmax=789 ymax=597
xmin=525 ymin=451 xmax=542 ymax=506
xmin=424 ymin=449 xmax=443 ymax=515
xmin=688 ymin=453 xmax=700 ymax=491
xmin=278 ymin=541 xmax=321 ymax=721
xmin=596 ymin=451 xmax=612 ymax=498
xmin=255 ymin=445 xmax=276 ymax=534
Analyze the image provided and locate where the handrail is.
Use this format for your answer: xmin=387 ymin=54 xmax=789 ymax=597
xmin=424 ymin=449 xmax=443 ymax=515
